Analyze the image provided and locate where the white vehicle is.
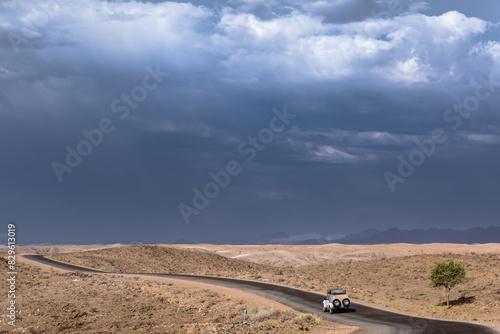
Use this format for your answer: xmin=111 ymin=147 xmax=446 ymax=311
xmin=322 ymin=288 xmax=350 ymax=313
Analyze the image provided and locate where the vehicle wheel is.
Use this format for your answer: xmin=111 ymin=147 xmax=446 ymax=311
xmin=329 ymin=308 xmax=334 ymax=314
xmin=323 ymin=307 xmax=327 ymax=312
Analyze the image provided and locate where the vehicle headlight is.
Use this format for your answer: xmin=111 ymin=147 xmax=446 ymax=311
xmin=342 ymin=298 xmax=350 ymax=307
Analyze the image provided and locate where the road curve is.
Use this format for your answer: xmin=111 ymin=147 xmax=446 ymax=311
xmin=23 ymin=254 xmax=497 ymax=334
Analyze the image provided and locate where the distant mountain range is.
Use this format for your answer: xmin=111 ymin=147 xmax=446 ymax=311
xmin=334 ymin=226 xmax=500 ymax=245
xmin=194 ymin=232 xmax=289 ymax=245
xmin=175 ymin=226 xmax=500 ymax=245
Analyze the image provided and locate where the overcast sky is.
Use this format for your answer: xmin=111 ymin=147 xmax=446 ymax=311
xmin=1 ymin=0 xmax=500 ymax=244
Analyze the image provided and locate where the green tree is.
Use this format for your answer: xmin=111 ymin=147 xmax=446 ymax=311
xmin=428 ymin=260 xmax=468 ymax=308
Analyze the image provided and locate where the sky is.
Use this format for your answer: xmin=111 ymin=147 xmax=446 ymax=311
xmin=1 ymin=0 xmax=500 ymax=244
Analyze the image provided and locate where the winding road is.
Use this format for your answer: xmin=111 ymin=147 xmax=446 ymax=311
xmin=23 ymin=254 xmax=497 ymax=334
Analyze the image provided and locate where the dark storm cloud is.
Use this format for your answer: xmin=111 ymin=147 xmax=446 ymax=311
xmin=293 ymin=0 xmax=428 ymax=24
xmin=1 ymin=0 xmax=499 ymax=243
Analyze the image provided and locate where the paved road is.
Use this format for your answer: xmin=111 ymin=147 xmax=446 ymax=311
xmin=23 ymin=254 xmax=497 ymax=334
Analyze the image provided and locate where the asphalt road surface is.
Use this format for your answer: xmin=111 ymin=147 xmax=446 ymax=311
xmin=23 ymin=254 xmax=497 ymax=334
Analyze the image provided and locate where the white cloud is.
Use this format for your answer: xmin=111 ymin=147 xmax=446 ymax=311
xmin=215 ymin=10 xmax=325 ymax=45
xmin=217 ymin=33 xmax=392 ymax=81
xmin=290 ymin=127 xmax=418 ymax=146
xmin=210 ymin=9 xmax=393 ymax=80
xmin=0 ymin=1 xmax=496 ymax=85
xmin=486 ymin=42 xmax=500 ymax=62
xmin=420 ymin=11 xmax=486 ymax=44
xmin=377 ymin=50 xmax=431 ymax=84
xmin=342 ymin=11 xmax=486 ymax=43
xmin=473 ymin=41 xmax=500 ymax=67
xmin=312 ymin=145 xmax=359 ymax=163
xmin=459 ymin=133 xmax=500 ymax=145
xmin=210 ymin=9 xmax=492 ymax=82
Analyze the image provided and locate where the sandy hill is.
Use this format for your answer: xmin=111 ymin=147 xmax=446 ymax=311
xmin=50 ymin=245 xmax=266 ymax=275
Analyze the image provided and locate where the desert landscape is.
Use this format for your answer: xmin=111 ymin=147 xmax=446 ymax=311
xmin=1 ymin=243 xmax=498 ymax=333
xmin=0 ymin=253 xmax=355 ymax=333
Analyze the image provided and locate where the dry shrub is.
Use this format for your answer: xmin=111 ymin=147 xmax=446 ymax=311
xmin=248 ymin=305 xmax=298 ymax=322
xmin=293 ymin=313 xmax=322 ymax=326
xmin=248 ymin=306 xmax=277 ymax=322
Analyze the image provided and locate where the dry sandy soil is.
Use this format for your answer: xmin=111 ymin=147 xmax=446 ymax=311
xmin=0 ymin=257 xmax=356 ymax=333
xmin=47 ymin=244 xmax=500 ymax=330
xmin=168 ymin=243 xmax=500 ymax=267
